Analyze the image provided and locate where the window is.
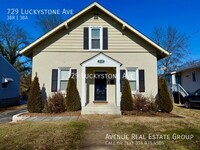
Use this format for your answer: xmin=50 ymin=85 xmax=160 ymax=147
xmin=192 ymin=71 xmax=196 ymax=82
xmin=89 ymin=27 xmax=102 ymax=50
xmin=59 ymin=69 xmax=70 ymax=91
xmin=126 ymin=69 xmax=137 ymax=92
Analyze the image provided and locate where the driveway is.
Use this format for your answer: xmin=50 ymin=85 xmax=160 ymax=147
xmin=0 ymin=106 xmax=27 ymax=123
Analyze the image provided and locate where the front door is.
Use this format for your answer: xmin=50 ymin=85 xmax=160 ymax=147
xmin=95 ymin=72 xmax=107 ymax=101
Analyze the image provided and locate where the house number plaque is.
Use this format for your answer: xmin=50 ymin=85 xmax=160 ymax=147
xmin=97 ymin=60 xmax=105 ymax=63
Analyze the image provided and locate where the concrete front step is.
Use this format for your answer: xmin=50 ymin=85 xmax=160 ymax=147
xmin=81 ymin=103 xmax=121 ymax=115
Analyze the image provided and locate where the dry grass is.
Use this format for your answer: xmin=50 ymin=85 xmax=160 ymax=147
xmin=111 ymin=105 xmax=200 ymax=150
xmin=0 ymin=121 xmax=87 ymax=150
xmin=22 ymin=110 xmax=81 ymax=117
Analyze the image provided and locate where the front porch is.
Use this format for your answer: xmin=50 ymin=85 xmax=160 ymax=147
xmin=80 ymin=53 xmax=122 ymax=115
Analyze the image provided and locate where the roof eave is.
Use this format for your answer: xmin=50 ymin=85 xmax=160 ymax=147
xmin=20 ymin=2 xmax=170 ymax=58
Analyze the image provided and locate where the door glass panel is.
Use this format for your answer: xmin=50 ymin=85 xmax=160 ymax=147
xmin=95 ymin=72 xmax=107 ymax=101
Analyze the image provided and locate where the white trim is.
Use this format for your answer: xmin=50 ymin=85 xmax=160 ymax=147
xmin=19 ymin=2 xmax=170 ymax=58
xmin=126 ymin=67 xmax=139 ymax=94
xmin=57 ymin=67 xmax=71 ymax=93
xmin=171 ymin=74 xmax=176 ymax=85
xmin=81 ymin=66 xmax=86 ymax=106
xmin=116 ymin=66 xmax=120 ymax=106
xmin=89 ymin=26 xmax=103 ymax=50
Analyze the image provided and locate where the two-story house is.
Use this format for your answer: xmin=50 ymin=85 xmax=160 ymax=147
xmin=20 ymin=2 xmax=169 ymax=114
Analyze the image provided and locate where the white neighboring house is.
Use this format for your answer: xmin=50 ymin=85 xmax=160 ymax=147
xmin=171 ymin=62 xmax=200 ymax=94
xmin=0 ymin=54 xmax=20 ymax=107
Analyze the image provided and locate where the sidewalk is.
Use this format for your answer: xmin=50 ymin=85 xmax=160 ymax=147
xmin=23 ymin=116 xmax=79 ymax=121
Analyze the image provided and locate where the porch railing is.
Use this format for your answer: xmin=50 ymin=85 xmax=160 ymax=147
xmin=172 ymin=84 xmax=189 ymax=97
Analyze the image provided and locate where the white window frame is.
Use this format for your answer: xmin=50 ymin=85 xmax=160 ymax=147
xmin=89 ymin=26 xmax=103 ymax=50
xmin=126 ymin=67 xmax=139 ymax=94
xmin=57 ymin=67 xmax=71 ymax=93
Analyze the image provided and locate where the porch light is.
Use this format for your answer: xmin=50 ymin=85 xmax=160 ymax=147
xmin=2 ymin=77 xmax=14 ymax=83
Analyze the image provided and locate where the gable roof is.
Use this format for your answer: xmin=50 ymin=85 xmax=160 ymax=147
xmin=0 ymin=54 xmax=20 ymax=75
xmin=172 ymin=62 xmax=200 ymax=74
xmin=20 ymin=2 xmax=170 ymax=59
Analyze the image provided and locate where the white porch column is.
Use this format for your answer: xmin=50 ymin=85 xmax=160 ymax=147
xmin=81 ymin=66 xmax=86 ymax=107
xmin=116 ymin=66 xmax=120 ymax=107
xmin=171 ymin=73 xmax=176 ymax=85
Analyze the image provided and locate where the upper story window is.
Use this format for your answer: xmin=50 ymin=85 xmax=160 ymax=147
xmin=83 ymin=27 xmax=107 ymax=50
xmin=89 ymin=27 xmax=102 ymax=50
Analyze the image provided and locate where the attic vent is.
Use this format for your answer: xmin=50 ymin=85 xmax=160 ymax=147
xmin=94 ymin=13 xmax=98 ymax=20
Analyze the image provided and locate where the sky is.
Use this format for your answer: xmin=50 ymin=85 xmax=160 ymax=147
xmin=0 ymin=0 xmax=200 ymax=59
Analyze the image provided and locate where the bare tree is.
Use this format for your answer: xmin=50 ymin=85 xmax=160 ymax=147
xmin=0 ymin=21 xmax=31 ymax=74
xmin=152 ymin=26 xmax=189 ymax=73
xmin=36 ymin=15 xmax=63 ymax=34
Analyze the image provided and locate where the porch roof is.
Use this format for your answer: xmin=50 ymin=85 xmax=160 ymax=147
xmin=80 ymin=52 xmax=122 ymax=67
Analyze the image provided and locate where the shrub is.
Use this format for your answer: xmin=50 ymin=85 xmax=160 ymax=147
xmin=65 ymin=75 xmax=81 ymax=111
xmin=44 ymin=92 xmax=65 ymax=113
xmin=43 ymin=100 xmax=49 ymax=113
xmin=133 ymin=94 xmax=158 ymax=112
xmin=156 ymin=76 xmax=173 ymax=113
xmin=28 ymin=73 xmax=43 ymax=113
xmin=121 ymin=78 xmax=134 ymax=111
xmin=134 ymin=94 xmax=148 ymax=112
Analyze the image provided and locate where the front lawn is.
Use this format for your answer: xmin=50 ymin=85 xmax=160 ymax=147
xmin=0 ymin=121 xmax=87 ymax=150
xmin=110 ymin=105 xmax=200 ymax=150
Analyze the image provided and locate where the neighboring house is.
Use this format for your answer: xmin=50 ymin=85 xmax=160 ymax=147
xmin=171 ymin=62 xmax=200 ymax=98
xmin=0 ymin=54 xmax=20 ymax=107
xmin=20 ymin=2 xmax=169 ymax=114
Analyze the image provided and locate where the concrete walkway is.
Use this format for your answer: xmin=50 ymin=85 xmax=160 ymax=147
xmin=23 ymin=116 xmax=79 ymax=121
xmin=79 ymin=115 xmax=119 ymax=150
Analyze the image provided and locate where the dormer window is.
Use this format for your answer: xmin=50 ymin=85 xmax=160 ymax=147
xmin=89 ymin=27 xmax=102 ymax=50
